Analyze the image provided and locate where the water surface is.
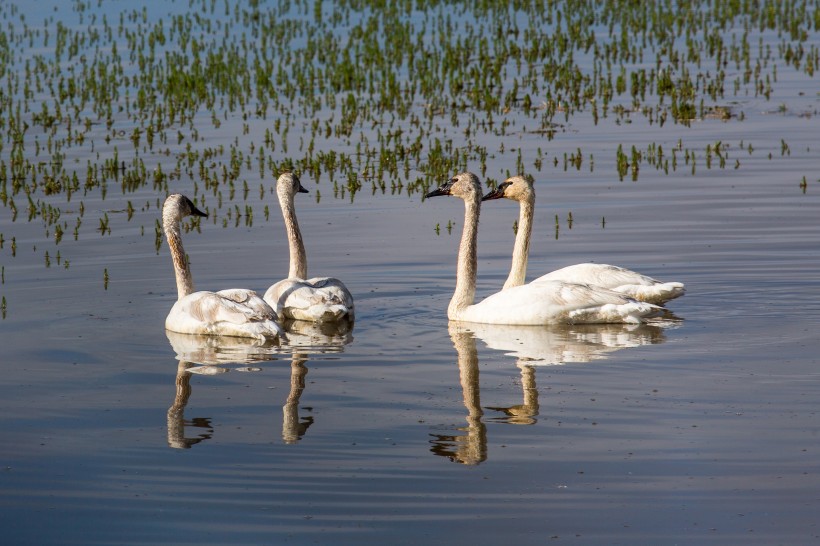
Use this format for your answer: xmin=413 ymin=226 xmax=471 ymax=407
xmin=1 ymin=1 xmax=819 ymax=544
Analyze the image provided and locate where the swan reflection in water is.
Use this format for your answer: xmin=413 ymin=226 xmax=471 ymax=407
xmin=430 ymin=321 xmax=671 ymax=465
xmin=429 ymin=323 xmax=488 ymax=465
xmin=464 ymin=321 xmax=670 ymax=366
xmin=165 ymin=319 xmax=353 ymax=449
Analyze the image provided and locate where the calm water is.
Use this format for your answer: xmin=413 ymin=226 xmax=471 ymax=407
xmin=1 ymin=2 xmax=820 ymax=545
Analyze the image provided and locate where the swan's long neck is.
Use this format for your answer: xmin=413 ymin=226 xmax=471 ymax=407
xmin=164 ymin=214 xmax=195 ymax=300
xmin=449 ymin=194 xmax=480 ymax=319
xmin=503 ymin=196 xmax=534 ymax=290
xmin=280 ymin=195 xmax=307 ymax=280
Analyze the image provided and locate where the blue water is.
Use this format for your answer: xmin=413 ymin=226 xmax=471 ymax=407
xmin=1 ymin=1 xmax=819 ymax=544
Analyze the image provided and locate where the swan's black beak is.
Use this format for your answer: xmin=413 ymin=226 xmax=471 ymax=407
xmin=184 ymin=196 xmax=208 ymax=218
xmin=425 ymin=179 xmax=455 ymax=199
xmin=425 ymin=187 xmax=449 ymax=198
xmin=481 ymin=181 xmax=511 ymax=201
xmin=293 ymin=174 xmax=309 ymax=193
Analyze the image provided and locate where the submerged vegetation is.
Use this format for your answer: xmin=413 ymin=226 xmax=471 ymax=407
xmin=0 ymin=0 xmax=817 ymax=288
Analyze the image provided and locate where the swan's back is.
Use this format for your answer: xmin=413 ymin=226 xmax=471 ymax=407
xmin=535 ymin=263 xmax=685 ymax=304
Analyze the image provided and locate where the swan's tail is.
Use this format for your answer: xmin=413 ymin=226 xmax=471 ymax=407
xmin=620 ymin=282 xmax=685 ymax=305
xmin=218 ymin=319 xmax=284 ymax=340
xmin=569 ymin=301 xmax=662 ymax=324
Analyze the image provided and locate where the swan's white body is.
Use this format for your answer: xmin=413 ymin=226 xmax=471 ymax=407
xmin=163 ymin=193 xmax=283 ymax=340
xmin=426 ymin=173 xmax=661 ymax=325
xmin=482 ymin=176 xmax=685 ymax=304
xmin=263 ymin=173 xmax=353 ymax=322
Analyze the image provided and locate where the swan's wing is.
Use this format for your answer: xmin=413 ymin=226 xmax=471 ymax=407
xmin=535 ymin=263 xmax=656 ymax=286
xmin=264 ymin=278 xmax=353 ymax=322
xmin=534 ymin=263 xmax=685 ymax=304
xmin=183 ymin=291 xmax=272 ymax=324
xmin=303 ymin=277 xmax=354 ymax=307
xmin=465 ymin=280 xmax=660 ymax=325
xmin=166 ymin=291 xmax=282 ymax=340
xmin=263 ymin=279 xmax=302 ymax=315
xmin=492 ymin=279 xmax=635 ymax=307
xmin=216 ymin=288 xmax=277 ymax=320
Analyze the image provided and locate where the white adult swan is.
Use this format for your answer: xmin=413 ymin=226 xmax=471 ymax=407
xmin=163 ymin=193 xmax=283 ymax=340
xmin=425 ymin=172 xmax=661 ymax=325
xmin=482 ymin=176 xmax=685 ymax=304
xmin=263 ymin=173 xmax=354 ymax=322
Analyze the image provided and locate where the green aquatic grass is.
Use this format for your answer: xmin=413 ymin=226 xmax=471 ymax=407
xmin=0 ymin=0 xmax=816 ymax=286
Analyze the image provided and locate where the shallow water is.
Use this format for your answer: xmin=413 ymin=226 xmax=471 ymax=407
xmin=2 ymin=1 xmax=820 ymax=545
xmin=4 ymin=161 xmax=820 ymax=544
